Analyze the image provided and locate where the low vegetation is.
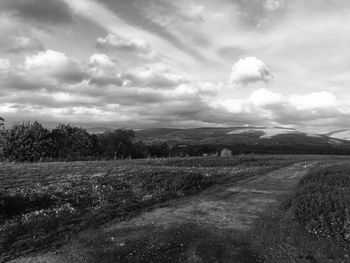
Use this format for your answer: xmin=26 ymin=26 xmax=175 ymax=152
xmin=142 ymin=156 xmax=290 ymax=167
xmin=252 ymin=162 xmax=350 ymax=262
xmin=0 ymin=156 xmax=292 ymax=261
xmin=0 ymin=166 xmax=216 ymax=260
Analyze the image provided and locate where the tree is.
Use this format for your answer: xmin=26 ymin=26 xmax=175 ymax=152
xmin=0 ymin=117 xmax=5 ymax=159
xmin=50 ymin=124 xmax=97 ymax=160
xmin=97 ymin=129 xmax=136 ymax=159
xmin=2 ymin=121 xmax=52 ymax=161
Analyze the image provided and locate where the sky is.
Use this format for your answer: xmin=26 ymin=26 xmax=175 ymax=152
xmin=0 ymin=0 xmax=350 ymax=132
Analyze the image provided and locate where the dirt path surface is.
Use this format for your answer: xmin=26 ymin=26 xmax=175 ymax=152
xmin=9 ymin=162 xmax=314 ymax=263
xmin=112 ymin=162 xmax=310 ymax=231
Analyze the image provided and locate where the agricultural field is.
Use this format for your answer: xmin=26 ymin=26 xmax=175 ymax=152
xmin=1 ymin=155 xmax=350 ymax=262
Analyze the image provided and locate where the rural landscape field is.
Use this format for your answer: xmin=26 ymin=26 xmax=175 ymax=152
xmin=2 ymin=155 xmax=350 ymax=262
xmin=2 ymin=0 xmax=350 ymax=262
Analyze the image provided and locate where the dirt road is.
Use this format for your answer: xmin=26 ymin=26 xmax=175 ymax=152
xmin=9 ymin=162 xmax=314 ymax=263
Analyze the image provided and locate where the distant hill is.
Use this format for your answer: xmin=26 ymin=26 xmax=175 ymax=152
xmin=135 ymin=126 xmax=350 ymax=155
xmin=135 ymin=126 xmax=346 ymax=146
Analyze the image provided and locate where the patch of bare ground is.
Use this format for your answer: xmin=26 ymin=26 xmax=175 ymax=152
xmin=8 ymin=162 xmax=315 ymax=263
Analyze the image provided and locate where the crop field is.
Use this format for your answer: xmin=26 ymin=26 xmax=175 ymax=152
xmin=1 ymin=155 xmax=350 ymax=263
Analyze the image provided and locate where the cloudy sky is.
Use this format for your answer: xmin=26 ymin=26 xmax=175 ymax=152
xmin=0 ymin=0 xmax=350 ymax=131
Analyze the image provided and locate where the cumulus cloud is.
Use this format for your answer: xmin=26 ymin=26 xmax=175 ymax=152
xmin=288 ymin=92 xmax=337 ymax=111
xmin=89 ymin=53 xmax=115 ymax=69
xmin=96 ymin=34 xmax=152 ymax=55
xmin=24 ymin=50 xmax=86 ymax=83
xmin=0 ymin=0 xmax=74 ymax=24
xmin=229 ymin=57 xmax=273 ymax=86
xmin=88 ymin=53 xmax=123 ymax=87
xmin=248 ymin=88 xmax=284 ymax=106
xmin=211 ymin=88 xmax=346 ymax=128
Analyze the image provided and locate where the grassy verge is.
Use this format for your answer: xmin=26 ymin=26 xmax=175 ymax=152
xmin=251 ymin=163 xmax=350 ymax=262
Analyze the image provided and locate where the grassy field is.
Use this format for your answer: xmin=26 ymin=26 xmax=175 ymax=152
xmin=1 ymin=155 xmax=350 ymax=262
xmin=0 ymin=155 xmax=298 ymax=262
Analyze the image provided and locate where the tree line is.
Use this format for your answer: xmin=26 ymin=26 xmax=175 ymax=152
xmin=0 ymin=120 xmax=170 ymax=162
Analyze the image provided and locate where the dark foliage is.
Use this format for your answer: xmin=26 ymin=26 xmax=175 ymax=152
xmin=1 ymin=122 xmax=53 ymax=162
xmin=50 ymin=124 xmax=98 ymax=160
xmin=0 ymin=122 xmax=145 ymax=162
xmin=97 ymin=129 xmax=137 ymax=159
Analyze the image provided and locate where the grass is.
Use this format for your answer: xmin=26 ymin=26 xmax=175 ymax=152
xmin=80 ymin=223 xmax=261 ymax=263
xmin=0 ymin=168 xmax=216 ymax=260
xmin=251 ymin=161 xmax=350 ymax=262
xmin=139 ymin=156 xmax=291 ymax=167
xmin=0 ymin=155 xmax=295 ymax=261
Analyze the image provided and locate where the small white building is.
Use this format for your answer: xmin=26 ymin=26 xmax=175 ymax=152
xmin=220 ymin=148 xmax=232 ymax=157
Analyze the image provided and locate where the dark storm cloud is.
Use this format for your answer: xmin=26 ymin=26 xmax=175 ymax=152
xmin=0 ymin=0 xmax=74 ymax=24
